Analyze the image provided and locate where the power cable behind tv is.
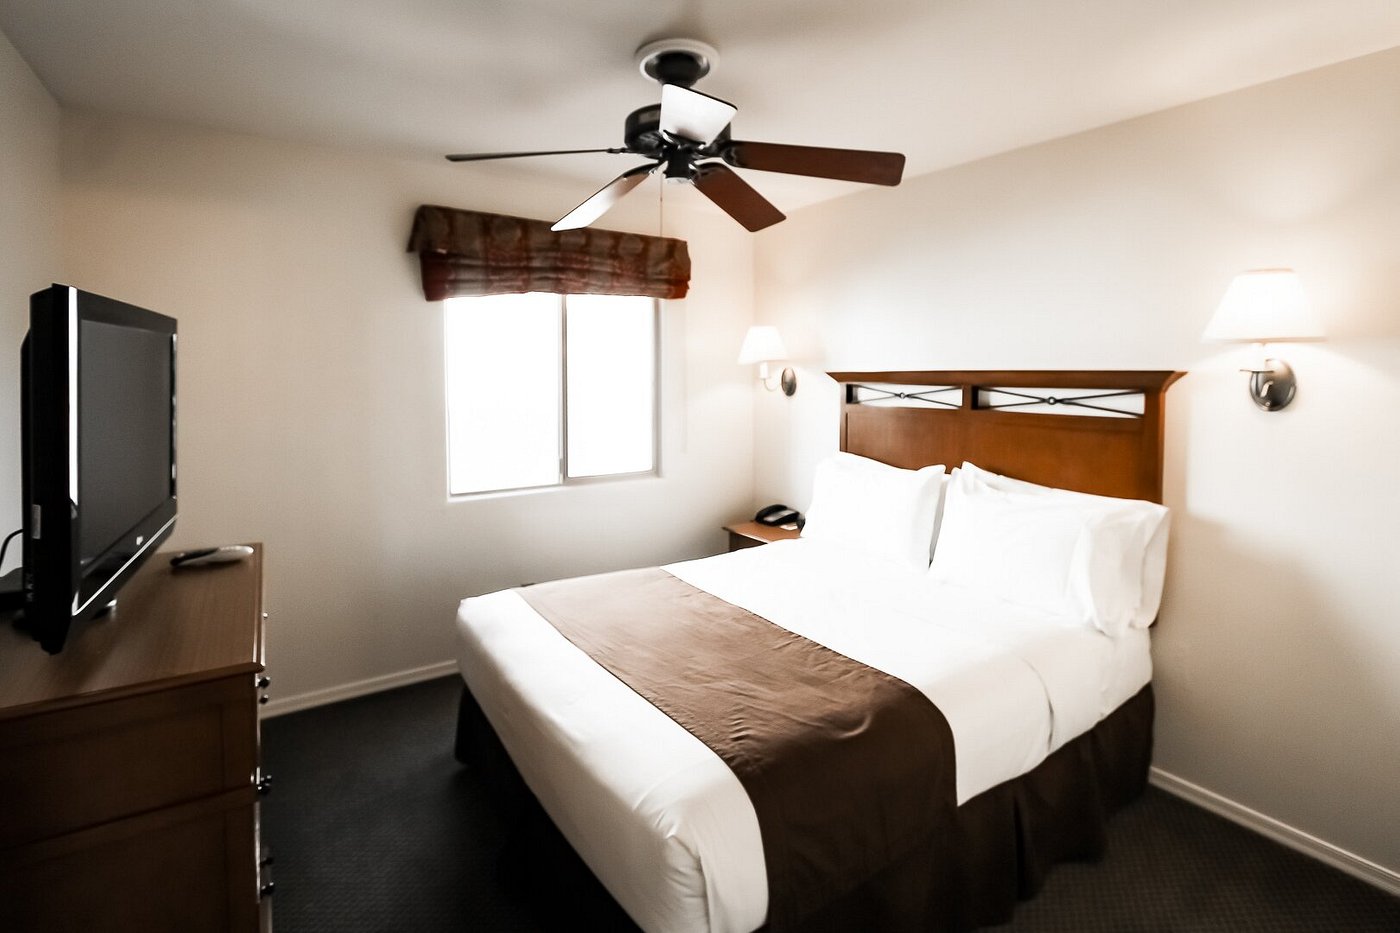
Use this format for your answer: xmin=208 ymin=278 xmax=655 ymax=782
xmin=0 ymin=528 xmax=22 ymax=611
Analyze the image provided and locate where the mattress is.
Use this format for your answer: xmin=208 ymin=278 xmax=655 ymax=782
xmin=454 ymin=538 xmax=1152 ymax=933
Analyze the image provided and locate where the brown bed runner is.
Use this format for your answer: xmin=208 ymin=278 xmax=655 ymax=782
xmin=517 ymin=568 xmax=955 ymax=930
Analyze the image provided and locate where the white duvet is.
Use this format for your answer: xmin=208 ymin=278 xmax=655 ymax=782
xmin=455 ymin=538 xmax=1151 ymax=933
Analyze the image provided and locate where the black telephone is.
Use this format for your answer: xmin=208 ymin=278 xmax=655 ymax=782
xmin=754 ymin=504 xmax=803 ymax=529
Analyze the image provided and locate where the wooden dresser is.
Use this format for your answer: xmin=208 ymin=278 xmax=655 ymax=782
xmin=0 ymin=544 xmax=269 ymax=932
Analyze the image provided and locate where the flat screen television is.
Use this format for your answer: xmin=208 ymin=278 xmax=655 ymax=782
xmin=19 ymin=284 xmax=177 ymax=654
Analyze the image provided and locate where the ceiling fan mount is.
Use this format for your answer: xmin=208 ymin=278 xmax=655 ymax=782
xmin=445 ymin=39 xmax=905 ymax=233
xmin=634 ymin=38 xmax=718 ymax=89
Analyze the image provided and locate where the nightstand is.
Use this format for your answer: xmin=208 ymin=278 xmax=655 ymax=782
xmin=723 ymin=521 xmax=802 ymax=552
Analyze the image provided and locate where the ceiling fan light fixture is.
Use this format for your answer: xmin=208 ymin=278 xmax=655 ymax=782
xmin=663 ymin=153 xmax=694 ymax=184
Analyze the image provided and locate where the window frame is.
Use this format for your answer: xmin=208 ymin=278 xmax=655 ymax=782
xmin=444 ymin=293 xmax=661 ymax=498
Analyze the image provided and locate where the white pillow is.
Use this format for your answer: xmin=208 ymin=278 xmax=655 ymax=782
xmin=929 ymin=467 xmax=1165 ymax=635
xmin=958 ymin=462 xmax=1169 ymax=630
xmin=927 ymin=469 xmax=955 ymax=562
xmin=801 ymin=453 xmax=947 ymax=572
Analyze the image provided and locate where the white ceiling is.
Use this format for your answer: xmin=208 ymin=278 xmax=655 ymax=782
xmin=4 ymin=0 xmax=1400 ymax=214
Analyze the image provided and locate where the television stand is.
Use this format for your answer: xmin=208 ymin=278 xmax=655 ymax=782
xmin=0 ymin=566 xmax=21 ymax=612
xmin=0 ymin=544 xmax=270 ymax=932
xmin=4 ymin=586 xmax=120 ymax=650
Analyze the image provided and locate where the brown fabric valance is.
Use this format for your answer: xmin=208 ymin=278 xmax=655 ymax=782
xmin=406 ymin=205 xmax=690 ymax=301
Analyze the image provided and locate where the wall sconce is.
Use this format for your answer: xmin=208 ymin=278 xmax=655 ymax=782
xmin=738 ymin=325 xmax=797 ymax=396
xmin=1202 ymin=268 xmax=1324 ymax=411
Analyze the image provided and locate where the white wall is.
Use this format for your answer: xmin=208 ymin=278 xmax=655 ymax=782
xmin=0 ymin=31 xmax=61 ymax=557
xmin=58 ymin=110 xmax=756 ymax=704
xmin=754 ymin=49 xmax=1400 ymax=879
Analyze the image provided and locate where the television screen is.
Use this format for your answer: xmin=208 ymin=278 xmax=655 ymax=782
xmin=21 ymin=285 xmax=177 ymax=653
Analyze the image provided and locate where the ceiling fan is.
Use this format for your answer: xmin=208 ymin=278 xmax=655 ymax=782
xmin=445 ymin=39 xmax=906 ymax=233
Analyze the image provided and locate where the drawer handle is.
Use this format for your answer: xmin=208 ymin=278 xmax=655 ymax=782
xmin=256 ymin=773 xmax=273 ymax=796
xmin=256 ymin=676 xmax=271 ymax=689
xmin=259 ymin=694 xmax=270 ymax=705
xmin=260 ymin=881 xmax=276 ymax=899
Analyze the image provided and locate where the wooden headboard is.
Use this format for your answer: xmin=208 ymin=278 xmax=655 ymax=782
xmin=829 ymin=370 xmax=1185 ymax=503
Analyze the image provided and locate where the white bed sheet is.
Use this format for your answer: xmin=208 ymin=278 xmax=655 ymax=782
xmin=455 ymin=538 xmax=1152 ymax=933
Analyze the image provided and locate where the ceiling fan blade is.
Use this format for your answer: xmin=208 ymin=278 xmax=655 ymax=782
xmin=721 ymin=141 xmax=905 ymax=186
xmin=692 ymin=163 xmax=785 ymax=232
xmin=660 ymin=84 xmax=737 ymax=146
xmin=551 ymin=164 xmax=656 ymax=231
xmin=446 ymin=147 xmax=630 ymax=162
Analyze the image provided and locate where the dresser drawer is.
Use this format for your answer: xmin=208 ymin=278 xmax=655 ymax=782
xmin=0 ymin=792 xmax=259 ymax=933
xmin=0 ymin=674 xmax=257 ymax=849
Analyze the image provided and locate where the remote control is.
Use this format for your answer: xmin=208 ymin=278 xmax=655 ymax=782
xmin=170 ymin=545 xmax=255 ymax=568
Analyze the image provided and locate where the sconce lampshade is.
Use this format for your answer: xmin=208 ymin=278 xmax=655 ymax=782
xmin=1202 ymin=268 xmax=1323 ymax=343
xmin=737 ymin=325 xmax=788 ymax=364
xmin=1203 ymin=268 xmax=1323 ymax=412
xmin=737 ymin=324 xmax=797 ymax=396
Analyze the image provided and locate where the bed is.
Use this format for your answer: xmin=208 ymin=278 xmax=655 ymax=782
xmin=454 ymin=369 xmax=1184 ymax=932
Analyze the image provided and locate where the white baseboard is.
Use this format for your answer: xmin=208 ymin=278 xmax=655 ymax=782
xmin=1149 ymin=767 xmax=1400 ymax=898
xmin=259 ymin=660 xmax=459 ymax=718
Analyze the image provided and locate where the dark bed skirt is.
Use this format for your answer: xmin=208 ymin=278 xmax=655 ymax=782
xmin=455 ymin=681 xmax=1154 ymax=932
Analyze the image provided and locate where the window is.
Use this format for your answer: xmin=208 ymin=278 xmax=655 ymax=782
xmin=444 ymin=293 xmax=657 ymax=495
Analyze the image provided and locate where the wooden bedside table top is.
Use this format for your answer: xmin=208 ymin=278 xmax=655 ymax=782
xmin=723 ymin=521 xmax=802 ymax=545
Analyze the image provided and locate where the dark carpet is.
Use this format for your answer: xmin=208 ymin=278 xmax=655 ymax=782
xmin=262 ymin=676 xmax=1400 ymax=932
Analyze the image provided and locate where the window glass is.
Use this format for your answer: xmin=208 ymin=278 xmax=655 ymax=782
xmin=444 ymin=293 xmax=657 ymax=495
xmin=566 ymin=295 xmax=655 ymax=478
xmin=444 ymin=294 xmax=561 ymax=495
